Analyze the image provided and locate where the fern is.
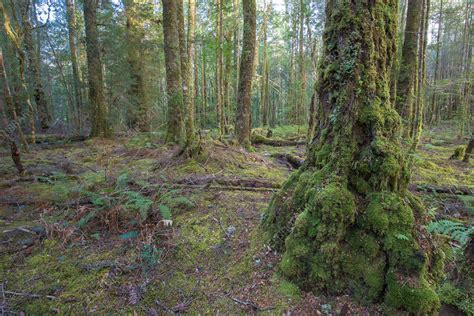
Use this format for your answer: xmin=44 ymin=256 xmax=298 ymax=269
xmin=159 ymin=204 xmax=172 ymax=220
xmin=427 ymin=220 xmax=473 ymax=246
xmin=124 ymin=191 xmax=153 ymax=221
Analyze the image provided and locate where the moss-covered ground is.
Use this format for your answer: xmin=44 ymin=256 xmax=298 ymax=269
xmin=0 ymin=124 xmax=472 ymax=314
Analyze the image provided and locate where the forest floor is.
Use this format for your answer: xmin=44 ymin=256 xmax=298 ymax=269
xmin=0 ymin=124 xmax=472 ymax=314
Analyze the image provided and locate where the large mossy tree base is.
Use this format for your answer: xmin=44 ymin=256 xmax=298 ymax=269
xmin=262 ymin=0 xmax=444 ymax=314
xmin=263 ymin=163 xmax=444 ymax=313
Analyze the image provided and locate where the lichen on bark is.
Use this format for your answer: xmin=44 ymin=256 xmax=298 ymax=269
xmin=262 ymin=0 xmax=444 ymax=313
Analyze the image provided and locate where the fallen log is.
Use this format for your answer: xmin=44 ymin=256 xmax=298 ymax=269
xmin=171 ymin=183 xmax=278 ymax=192
xmin=176 ymin=174 xmax=281 ymax=189
xmin=410 ymin=184 xmax=474 ymax=195
xmin=271 ymin=153 xmax=305 ymax=169
xmin=251 ymin=134 xmax=306 ymax=146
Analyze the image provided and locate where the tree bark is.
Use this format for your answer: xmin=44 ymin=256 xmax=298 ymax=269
xmin=0 ymin=49 xmax=28 ymax=153
xmin=396 ymin=0 xmax=423 ymax=129
xmin=66 ymin=0 xmax=83 ymax=132
xmin=429 ymin=0 xmax=443 ymax=125
xmin=124 ymin=0 xmax=148 ymax=131
xmin=162 ymin=0 xmax=184 ymax=143
xmin=1 ymin=0 xmax=36 ymax=144
xmin=83 ymin=0 xmax=110 ymax=137
xmin=263 ymin=1 xmax=443 ymax=313
xmin=19 ymin=0 xmax=51 ymax=131
xmin=235 ymin=0 xmax=256 ymax=148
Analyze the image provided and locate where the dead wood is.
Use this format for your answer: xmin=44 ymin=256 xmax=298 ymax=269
xmin=271 ymin=153 xmax=304 ymax=169
xmin=410 ymin=184 xmax=474 ymax=195
xmin=175 ymin=174 xmax=280 ymax=189
xmin=251 ymin=134 xmax=306 ymax=146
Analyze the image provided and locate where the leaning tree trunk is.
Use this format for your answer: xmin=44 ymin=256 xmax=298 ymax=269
xmin=263 ymin=0 xmax=443 ymax=313
xmin=83 ymin=0 xmax=110 ymax=137
xmin=235 ymin=0 xmax=256 ymax=148
xmin=162 ymin=0 xmax=184 ymax=144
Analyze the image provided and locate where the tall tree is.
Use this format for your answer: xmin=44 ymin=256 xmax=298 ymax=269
xmin=0 ymin=49 xmax=28 ymax=152
xmin=185 ymin=0 xmax=199 ymax=153
xmin=83 ymin=0 xmax=110 ymax=137
xmin=216 ymin=0 xmax=225 ymax=136
xmin=1 ymin=0 xmax=36 ymax=143
xmin=235 ymin=0 xmax=256 ymax=148
xmin=396 ymin=0 xmax=423 ymax=130
xmin=66 ymin=0 xmax=83 ymax=131
xmin=162 ymin=0 xmax=184 ymax=143
xmin=124 ymin=0 xmax=148 ymax=131
xmin=263 ymin=0 xmax=443 ymax=313
xmin=428 ymin=0 xmax=443 ymax=125
xmin=19 ymin=0 xmax=51 ymax=131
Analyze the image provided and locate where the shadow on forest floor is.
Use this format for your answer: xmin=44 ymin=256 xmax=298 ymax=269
xmin=0 ymin=124 xmax=472 ymax=314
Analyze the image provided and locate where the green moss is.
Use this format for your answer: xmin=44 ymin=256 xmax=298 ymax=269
xmin=276 ymin=278 xmax=301 ymax=299
xmin=176 ymin=159 xmax=205 ymax=175
xmin=385 ymin=270 xmax=440 ymax=314
xmin=451 ymin=146 xmax=466 ymax=160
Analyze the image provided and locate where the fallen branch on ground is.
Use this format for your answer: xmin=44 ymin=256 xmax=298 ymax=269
xmin=271 ymin=153 xmax=304 ymax=169
xmin=410 ymin=184 xmax=473 ymax=195
xmin=4 ymin=290 xmax=56 ymax=300
xmin=175 ymin=174 xmax=281 ymax=189
xmin=229 ymin=296 xmax=274 ymax=312
xmin=171 ymin=183 xmax=279 ymax=192
xmin=251 ymin=134 xmax=306 ymax=146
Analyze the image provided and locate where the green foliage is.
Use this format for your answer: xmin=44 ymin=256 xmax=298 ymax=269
xmin=427 ymin=220 xmax=473 ymax=246
xmin=438 ymin=283 xmax=474 ymax=315
xmin=72 ymin=171 xmax=196 ymax=231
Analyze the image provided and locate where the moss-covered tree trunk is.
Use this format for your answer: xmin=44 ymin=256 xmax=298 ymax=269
xmin=396 ymin=0 xmax=423 ymax=131
xmin=83 ymin=0 xmax=111 ymax=138
xmin=162 ymin=0 xmax=184 ymax=144
xmin=1 ymin=0 xmax=36 ymax=144
xmin=235 ymin=0 xmax=256 ymax=148
xmin=19 ymin=0 xmax=51 ymax=131
xmin=263 ymin=0 xmax=444 ymax=313
xmin=124 ymin=0 xmax=148 ymax=131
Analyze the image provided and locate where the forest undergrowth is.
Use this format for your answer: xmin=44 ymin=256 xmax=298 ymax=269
xmin=0 ymin=124 xmax=472 ymax=314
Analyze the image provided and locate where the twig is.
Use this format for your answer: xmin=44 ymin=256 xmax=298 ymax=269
xmin=4 ymin=290 xmax=56 ymax=300
xmin=229 ymin=296 xmax=274 ymax=311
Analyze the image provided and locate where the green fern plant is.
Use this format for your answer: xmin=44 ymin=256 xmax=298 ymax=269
xmin=427 ymin=220 xmax=473 ymax=246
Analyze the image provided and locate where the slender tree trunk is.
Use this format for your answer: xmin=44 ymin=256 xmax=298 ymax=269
xmin=429 ymin=0 xmax=443 ymax=125
xmin=83 ymin=0 xmax=110 ymax=137
xmin=260 ymin=0 xmax=269 ymax=127
xmin=410 ymin=0 xmax=430 ymax=145
xmin=66 ymin=0 xmax=83 ymax=132
xmin=235 ymin=0 xmax=256 ymax=148
xmin=0 ymin=49 xmax=28 ymax=152
xmin=19 ymin=0 xmax=50 ymax=131
xmin=216 ymin=0 xmax=225 ymax=136
xmin=396 ymin=0 xmax=423 ymax=133
xmin=162 ymin=0 xmax=184 ymax=143
xmin=263 ymin=1 xmax=443 ymax=313
xmin=1 ymin=0 xmax=36 ymax=144
xmin=297 ymin=0 xmax=306 ymax=125
xmin=202 ymin=47 xmax=208 ymax=127
xmin=124 ymin=0 xmax=148 ymax=131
